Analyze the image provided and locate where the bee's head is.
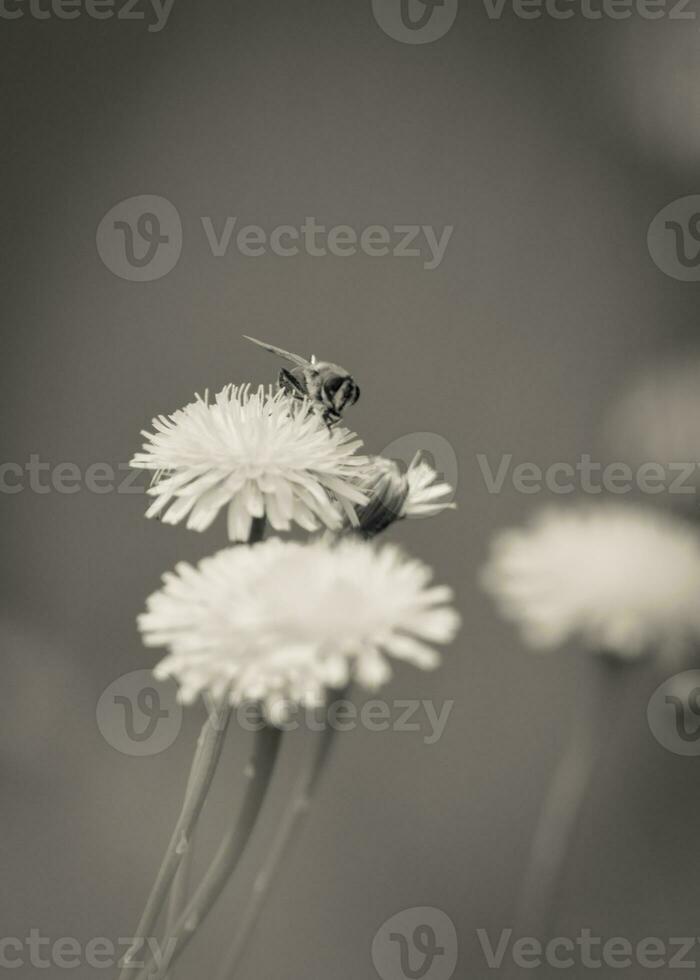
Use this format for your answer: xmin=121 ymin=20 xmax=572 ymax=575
xmin=321 ymin=373 xmax=360 ymax=416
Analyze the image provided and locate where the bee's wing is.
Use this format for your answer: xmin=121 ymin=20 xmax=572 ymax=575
xmin=244 ymin=335 xmax=310 ymax=368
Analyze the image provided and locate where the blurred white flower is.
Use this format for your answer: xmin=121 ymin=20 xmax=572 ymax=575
xmin=481 ymin=505 xmax=700 ymax=661
xmin=131 ymin=385 xmax=368 ymax=542
xmin=353 ymin=453 xmax=455 ymax=537
xmin=139 ymin=537 xmax=460 ymax=722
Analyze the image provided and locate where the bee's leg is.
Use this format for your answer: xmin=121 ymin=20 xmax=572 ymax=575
xmin=278 ymin=368 xmax=306 ymax=399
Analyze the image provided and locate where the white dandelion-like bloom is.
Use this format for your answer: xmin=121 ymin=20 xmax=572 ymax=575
xmin=131 ymin=385 xmax=369 ymax=542
xmin=139 ymin=537 xmax=460 ymax=722
xmin=353 ymin=453 xmax=455 ymax=537
xmin=481 ymin=505 xmax=700 ymax=661
xmin=403 ymin=453 xmax=456 ymax=519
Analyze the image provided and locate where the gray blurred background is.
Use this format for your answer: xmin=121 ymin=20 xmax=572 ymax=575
xmin=3 ymin=2 xmax=700 ymax=977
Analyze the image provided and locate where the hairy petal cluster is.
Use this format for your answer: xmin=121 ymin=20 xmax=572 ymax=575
xmin=139 ymin=537 xmax=461 ymax=721
xmin=481 ymin=505 xmax=700 ymax=661
xmin=131 ymin=385 xmax=368 ymax=541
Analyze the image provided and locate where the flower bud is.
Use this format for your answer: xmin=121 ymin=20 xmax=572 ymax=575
xmin=354 ymin=458 xmax=409 ymax=539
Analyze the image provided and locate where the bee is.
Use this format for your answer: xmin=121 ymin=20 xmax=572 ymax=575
xmin=244 ymin=335 xmax=360 ymax=427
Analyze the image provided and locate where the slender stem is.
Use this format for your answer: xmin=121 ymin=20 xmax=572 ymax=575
xmin=161 ymin=766 xmax=198 ymax=980
xmin=166 ymin=743 xmax=206 ymax=928
xmin=510 ymin=656 xmax=630 ymax=947
xmin=161 ymin=860 xmax=191 ymax=980
xmin=134 ymin=724 xmax=283 ymax=980
xmin=214 ymin=718 xmax=339 ymax=980
xmin=118 ymin=702 xmax=231 ymax=978
xmin=511 ymin=706 xmax=596 ymax=937
xmin=165 ymin=833 xmax=193 ymax=937
xmin=166 ymin=855 xmax=192 ymax=931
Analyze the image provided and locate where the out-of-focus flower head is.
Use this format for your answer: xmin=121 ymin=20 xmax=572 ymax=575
xmin=131 ymin=385 xmax=369 ymax=542
xmin=481 ymin=505 xmax=700 ymax=662
xmin=139 ymin=537 xmax=461 ymax=723
xmin=353 ymin=452 xmax=456 ymax=538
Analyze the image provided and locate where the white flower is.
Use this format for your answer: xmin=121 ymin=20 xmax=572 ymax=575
xmin=139 ymin=537 xmax=460 ymax=722
xmin=131 ymin=385 xmax=369 ymax=542
xmin=352 ymin=453 xmax=455 ymax=537
xmin=403 ymin=453 xmax=456 ymax=519
xmin=481 ymin=505 xmax=700 ymax=661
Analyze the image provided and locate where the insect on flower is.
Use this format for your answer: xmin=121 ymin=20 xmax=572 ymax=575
xmin=244 ymin=335 xmax=360 ymax=427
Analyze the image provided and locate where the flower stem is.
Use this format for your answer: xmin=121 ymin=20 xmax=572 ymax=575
xmin=161 ymin=765 xmax=198 ymax=980
xmin=117 ymin=702 xmax=231 ymax=979
xmin=135 ymin=723 xmax=283 ymax=980
xmin=214 ymin=719 xmax=339 ymax=980
xmin=510 ymin=655 xmax=630 ymax=948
